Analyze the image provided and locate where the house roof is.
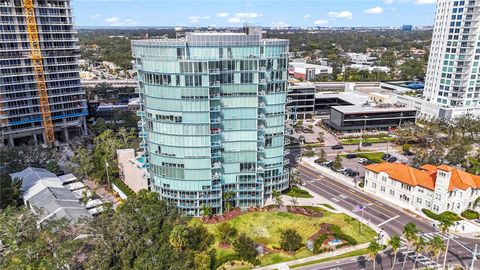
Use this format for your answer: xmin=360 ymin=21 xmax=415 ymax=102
xmin=365 ymin=162 xmax=480 ymax=192
xmin=421 ymin=164 xmax=480 ymax=192
xmin=365 ymin=162 xmax=435 ymax=190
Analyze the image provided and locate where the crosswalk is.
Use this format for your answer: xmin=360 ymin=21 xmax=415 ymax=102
xmin=398 ymin=232 xmax=455 ymax=269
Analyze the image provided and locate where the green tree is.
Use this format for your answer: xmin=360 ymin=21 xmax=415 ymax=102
xmin=289 ymin=168 xmax=301 ymax=186
xmin=428 ymin=235 xmax=445 ymax=265
xmin=84 ymin=190 xmax=205 ymax=269
xmin=367 ymin=240 xmax=382 ymax=270
xmin=200 ymin=204 xmax=213 ymax=219
xmin=215 ymin=222 xmax=238 ymax=245
xmin=0 ymin=173 xmax=23 ymax=209
xmin=194 ymin=251 xmax=212 ymax=270
xmin=46 ymin=160 xmax=61 ymax=175
xmin=232 ymin=233 xmax=258 ymax=261
xmin=223 ymin=189 xmax=235 ymax=212
xmin=272 ymin=189 xmax=283 ymax=209
xmin=317 ymin=149 xmax=327 ymax=163
xmin=0 ymin=207 xmax=87 ymax=269
xmin=169 ymin=224 xmax=190 ymax=251
xmin=411 ymin=237 xmax=426 ymax=270
xmin=331 ymin=153 xmax=343 ymax=171
xmin=401 ymin=222 xmax=419 ymax=270
xmin=389 ymin=235 xmax=401 ymax=270
xmin=280 ymin=228 xmax=303 ymax=252
xmin=0 ymin=144 xmax=58 ymax=173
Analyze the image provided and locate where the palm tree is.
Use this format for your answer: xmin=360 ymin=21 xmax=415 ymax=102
xmin=401 ymin=222 xmax=419 ymax=270
xmin=367 ymin=240 xmax=382 ymax=270
xmin=411 ymin=237 xmax=426 ymax=270
xmin=200 ymin=204 xmax=212 ymax=220
xmin=272 ymin=189 xmax=283 ymax=209
xmin=439 ymin=218 xmax=454 ymax=269
xmin=169 ymin=224 xmax=189 ymax=250
xmin=222 ymin=189 xmax=235 ymax=213
xmin=428 ymin=235 xmax=446 ymax=265
xmin=289 ymin=168 xmax=301 ymax=186
xmin=389 ymin=235 xmax=401 ymax=270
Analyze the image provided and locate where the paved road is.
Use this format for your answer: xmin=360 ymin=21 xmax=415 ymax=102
xmin=294 ymin=163 xmax=479 ymax=270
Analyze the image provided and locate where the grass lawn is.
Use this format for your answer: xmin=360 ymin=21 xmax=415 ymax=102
xmin=192 ymin=208 xmax=376 ymax=267
xmin=285 ymin=187 xmax=313 ymax=198
xmin=340 ymin=137 xmax=394 ymax=145
xmin=320 ymin=203 xmax=336 ymax=210
xmin=289 ymin=247 xmax=369 ymax=268
xmin=356 ymin=152 xmax=385 ymax=163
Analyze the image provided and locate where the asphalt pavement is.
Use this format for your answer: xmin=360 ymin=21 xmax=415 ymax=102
xmin=292 ymin=163 xmax=479 ymax=270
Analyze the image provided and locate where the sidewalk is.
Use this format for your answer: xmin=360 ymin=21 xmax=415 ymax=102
xmin=255 ymin=243 xmax=369 ymax=270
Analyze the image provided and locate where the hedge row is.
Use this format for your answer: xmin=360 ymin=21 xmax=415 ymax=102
xmin=421 ymin=209 xmax=461 ymax=222
xmin=329 ymin=225 xmax=358 ymax=246
xmin=213 ymin=253 xmax=260 ymax=270
xmin=111 ymin=178 xmax=135 ymax=198
xmin=461 ymin=209 xmax=479 ymax=220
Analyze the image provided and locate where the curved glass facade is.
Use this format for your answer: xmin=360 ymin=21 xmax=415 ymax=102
xmin=132 ymin=31 xmax=289 ymax=216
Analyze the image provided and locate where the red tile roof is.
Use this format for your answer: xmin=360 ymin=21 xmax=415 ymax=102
xmin=365 ymin=162 xmax=435 ymax=190
xmin=421 ymin=164 xmax=480 ymax=192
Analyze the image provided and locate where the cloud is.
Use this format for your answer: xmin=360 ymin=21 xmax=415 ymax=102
xmin=228 ymin=17 xmax=242 ymax=23
xmin=203 ymin=16 xmax=210 ymax=20
xmin=328 ymin=11 xmax=353 ymax=19
xmin=313 ymin=19 xmax=328 ymax=25
xmin=188 ymin=16 xmax=200 ymax=23
xmin=103 ymin=17 xmax=137 ymax=26
xmin=90 ymin=14 xmax=101 ymax=19
xmin=303 ymin=14 xmax=310 ymax=19
xmin=364 ymin=7 xmax=384 ymax=14
xmin=217 ymin=12 xmax=229 ymax=17
xmin=383 ymin=0 xmax=395 ymax=3
xmin=234 ymin=12 xmax=259 ymax=18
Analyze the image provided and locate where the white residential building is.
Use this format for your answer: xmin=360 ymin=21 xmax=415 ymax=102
xmin=364 ymin=163 xmax=480 ymax=215
xmin=424 ymin=0 xmax=480 ymax=107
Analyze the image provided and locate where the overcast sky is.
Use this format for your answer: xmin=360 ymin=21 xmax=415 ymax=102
xmin=72 ymin=0 xmax=437 ymax=28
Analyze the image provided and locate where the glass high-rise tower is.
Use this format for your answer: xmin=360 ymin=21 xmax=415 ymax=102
xmin=132 ymin=27 xmax=290 ymax=216
xmin=424 ymin=0 xmax=480 ymax=107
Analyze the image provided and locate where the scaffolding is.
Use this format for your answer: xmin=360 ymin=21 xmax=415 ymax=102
xmin=22 ymin=0 xmax=55 ymax=143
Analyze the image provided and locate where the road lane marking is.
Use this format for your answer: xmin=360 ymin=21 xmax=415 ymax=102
xmin=377 ymin=215 xmax=399 ymax=226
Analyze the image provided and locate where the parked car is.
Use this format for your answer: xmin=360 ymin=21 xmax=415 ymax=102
xmin=346 ymin=153 xmax=357 ymax=159
xmin=323 ymin=160 xmax=333 ymax=167
xmin=357 ymin=158 xmax=368 ymax=164
xmin=404 ymin=151 xmax=414 ymax=156
xmin=331 ymin=145 xmax=344 ymax=150
xmin=382 ymin=153 xmax=392 ymax=160
xmin=361 ymin=142 xmax=373 ymax=146
xmin=343 ymin=168 xmax=360 ymax=177
xmin=387 ymin=156 xmax=397 ymax=163
xmin=339 ymin=167 xmax=348 ymax=173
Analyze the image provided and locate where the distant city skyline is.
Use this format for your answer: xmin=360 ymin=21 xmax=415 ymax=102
xmin=73 ymin=0 xmax=437 ymax=28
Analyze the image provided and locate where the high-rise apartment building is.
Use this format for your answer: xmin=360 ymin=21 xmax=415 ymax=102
xmin=424 ymin=0 xmax=480 ymax=107
xmin=0 ymin=0 xmax=87 ymax=146
xmin=132 ymin=27 xmax=290 ymax=216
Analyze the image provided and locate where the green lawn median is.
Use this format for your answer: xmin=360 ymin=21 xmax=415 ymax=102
xmin=290 ymin=247 xmax=369 ymax=268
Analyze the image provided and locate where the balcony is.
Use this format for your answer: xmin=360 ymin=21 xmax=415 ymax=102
xmin=211 ymin=151 xmax=222 ymax=158
xmin=258 ymin=90 xmax=266 ymax=96
xmin=284 ymin=149 xmax=290 ymax=155
xmin=259 ymin=102 xmax=266 ymax=108
xmin=136 ymin=111 xmax=145 ymax=117
xmin=210 ymin=94 xmax=221 ymax=100
xmin=137 ymin=120 xmax=145 ymax=127
xmin=211 ymin=106 xmax=222 ymax=112
xmin=284 ymin=159 xmax=290 ymax=165
xmin=211 ymin=140 xmax=222 ymax=148
xmin=212 ymin=162 xmax=222 ymax=169
xmin=211 ymin=118 xmax=221 ymax=124
xmin=138 ymin=131 xmax=147 ymax=138
xmin=140 ymin=143 xmax=148 ymax=148
xmin=212 ymin=173 xmax=222 ymax=180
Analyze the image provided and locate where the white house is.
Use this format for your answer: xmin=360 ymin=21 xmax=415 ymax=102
xmin=364 ymin=163 xmax=480 ymax=215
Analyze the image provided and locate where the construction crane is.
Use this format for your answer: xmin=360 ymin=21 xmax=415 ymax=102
xmin=22 ymin=0 xmax=55 ymax=143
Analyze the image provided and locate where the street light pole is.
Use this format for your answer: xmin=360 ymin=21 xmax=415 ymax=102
xmin=105 ymin=158 xmax=111 ymax=191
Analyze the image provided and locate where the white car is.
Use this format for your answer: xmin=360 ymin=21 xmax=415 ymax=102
xmin=357 ymin=158 xmax=368 ymax=164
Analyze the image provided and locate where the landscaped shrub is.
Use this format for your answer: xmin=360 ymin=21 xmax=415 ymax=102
xmin=111 ymin=178 xmax=135 ymax=197
xmin=422 ymin=209 xmax=461 ymax=222
xmin=213 ymin=253 xmax=260 ymax=269
xmin=329 ymin=225 xmax=358 ymax=245
xmin=280 ymin=228 xmax=303 ymax=252
xmin=461 ymin=209 xmax=479 ymax=220
xmin=313 ymin=234 xmax=328 ymax=254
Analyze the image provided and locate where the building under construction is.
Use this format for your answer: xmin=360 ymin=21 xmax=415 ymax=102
xmin=0 ymin=0 xmax=87 ymax=146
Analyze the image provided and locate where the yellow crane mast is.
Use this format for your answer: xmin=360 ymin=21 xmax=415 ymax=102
xmin=22 ymin=0 xmax=55 ymax=143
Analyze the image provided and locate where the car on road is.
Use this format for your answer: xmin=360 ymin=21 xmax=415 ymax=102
xmin=331 ymin=145 xmax=344 ymax=150
xmin=361 ymin=142 xmax=373 ymax=146
xmin=346 ymin=153 xmax=357 ymax=159
xmin=387 ymin=156 xmax=397 ymax=162
xmin=382 ymin=153 xmax=392 ymax=160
